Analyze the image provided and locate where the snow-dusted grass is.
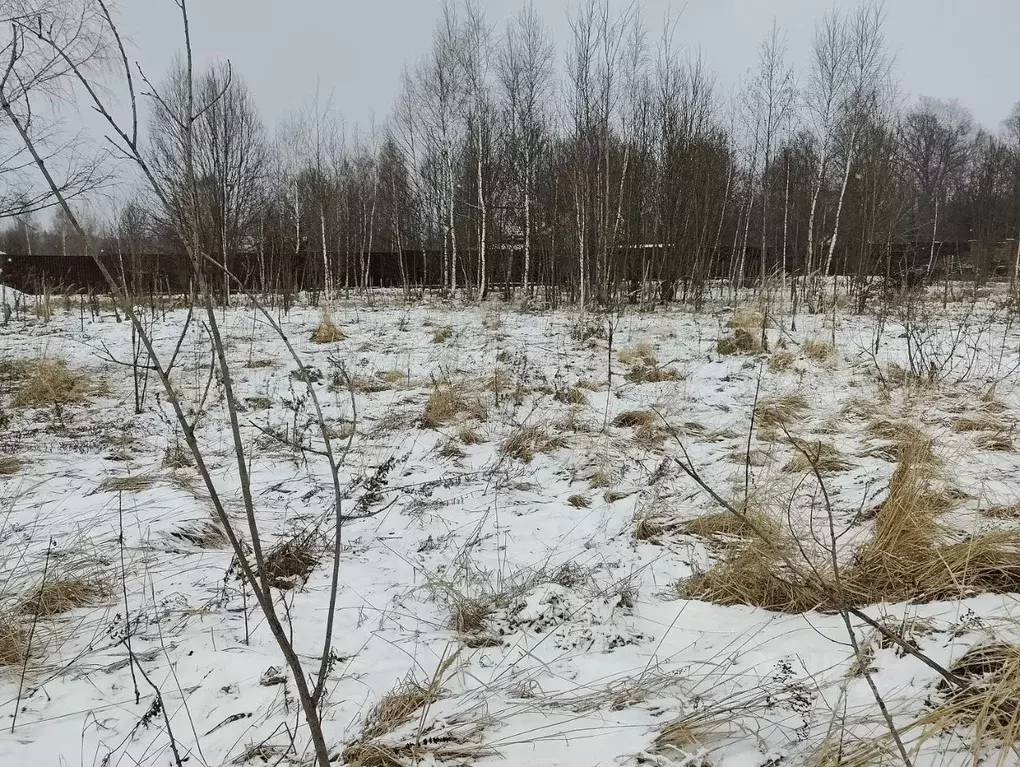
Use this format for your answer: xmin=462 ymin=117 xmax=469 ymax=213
xmin=2 ymin=288 xmax=1020 ymax=765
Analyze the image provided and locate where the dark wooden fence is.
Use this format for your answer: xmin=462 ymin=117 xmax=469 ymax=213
xmin=0 ymin=240 xmax=1012 ymax=295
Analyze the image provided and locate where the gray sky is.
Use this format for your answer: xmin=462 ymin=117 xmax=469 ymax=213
xmin=115 ymin=0 xmax=1019 ymax=134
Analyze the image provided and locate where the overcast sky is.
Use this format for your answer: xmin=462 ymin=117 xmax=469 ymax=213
xmin=113 ymin=0 xmax=1019 ymax=133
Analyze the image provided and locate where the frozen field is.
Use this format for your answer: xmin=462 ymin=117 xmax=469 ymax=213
xmin=2 ymin=289 xmax=1020 ymax=766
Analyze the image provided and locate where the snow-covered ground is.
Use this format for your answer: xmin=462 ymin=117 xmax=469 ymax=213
xmin=2 ymin=288 xmax=1020 ymax=766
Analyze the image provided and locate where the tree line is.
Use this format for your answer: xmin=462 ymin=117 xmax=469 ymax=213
xmin=4 ymin=0 xmax=1020 ymax=307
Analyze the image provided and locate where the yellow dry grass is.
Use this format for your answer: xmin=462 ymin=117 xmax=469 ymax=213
xmin=681 ymin=427 xmax=1020 ymax=612
xmin=612 ymin=410 xmax=656 ymax=428
xmin=261 ymin=535 xmax=318 ymax=590
xmin=310 ymin=320 xmax=345 ymax=343
xmin=976 ymin=431 xmax=1014 ymax=452
xmin=618 ymin=343 xmax=656 ymax=366
xmin=359 ymin=653 xmax=459 ymax=741
xmin=501 ymin=425 xmax=567 ymax=463
xmin=983 ymin=502 xmax=1020 ymax=519
xmin=953 ymin=415 xmax=1002 ymax=433
xmin=457 ymin=424 xmax=484 ymax=444
xmin=913 ymin=642 xmax=1020 ymax=755
xmin=768 ymin=352 xmax=795 ymax=372
xmin=680 ymin=510 xmax=778 ymax=541
xmin=421 ymin=385 xmax=486 ymax=428
xmin=20 ymin=575 xmax=108 ymax=617
xmin=568 ymin=494 xmax=591 ymax=508
xmin=678 ymin=538 xmax=824 ymax=613
xmin=726 ymin=307 xmax=762 ymax=330
xmin=803 ymin=339 xmax=835 ymax=361
xmin=0 ymin=617 xmax=28 ymax=666
xmin=754 ymin=394 xmax=808 ymax=428
xmin=716 ymin=328 xmax=761 ymax=356
xmin=99 ymin=475 xmax=156 ymax=493
xmin=554 ymin=387 xmax=587 ymax=405
xmin=627 ymin=364 xmax=683 ymax=383
xmin=783 ymin=440 xmax=850 ymax=474
xmin=13 ymin=359 xmax=90 ymax=408
xmin=633 ymin=423 xmax=664 ymax=447
xmin=432 ymin=326 xmax=454 ymax=343
xmin=0 ymin=456 xmax=22 ymax=475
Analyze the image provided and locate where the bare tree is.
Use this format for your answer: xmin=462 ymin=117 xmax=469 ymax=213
xmin=148 ymin=59 xmax=268 ymax=302
xmin=497 ymin=3 xmax=554 ymax=298
xmin=747 ymin=23 xmax=796 ymax=292
xmin=0 ymin=0 xmax=109 ymax=220
xmin=2 ymin=3 xmax=345 ymax=764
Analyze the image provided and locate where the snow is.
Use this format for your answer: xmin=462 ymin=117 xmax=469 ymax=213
xmin=0 ymin=288 xmax=1018 ymax=766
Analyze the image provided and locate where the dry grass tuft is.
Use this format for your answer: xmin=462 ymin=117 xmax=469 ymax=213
xmin=952 ymin=415 xmax=1003 ymax=433
xmin=100 ymin=475 xmax=156 ymax=493
xmin=310 ymin=320 xmax=345 ymax=343
xmin=983 ymin=502 xmax=1020 ymax=519
xmin=618 ymin=343 xmax=656 ymax=366
xmin=846 ymin=440 xmax=1020 ymax=605
xmin=754 ymin=394 xmax=808 ymax=428
xmin=13 ymin=359 xmax=89 ymax=408
xmin=162 ymin=443 xmax=193 ymax=469
xmin=554 ymin=387 xmax=587 ymax=405
xmin=918 ymin=642 xmax=1020 ymax=751
xmin=783 ymin=440 xmax=851 ymax=474
xmin=653 ymin=719 xmax=705 ymax=752
xmin=421 ymin=385 xmax=486 ymax=428
xmin=678 ymin=538 xmax=823 ymax=613
xmin=20 ymin=576 xmax=108 ymax=616
xmin=99 ymin=470 xmax=154 ymax=492
xmin=589 ymin=469 xmax=613 ymax=488
xmin=342 ymin=741 xmax=488 ymax=767
xmin=680 ymin=430 xmax=1020 ymax=613
xmin=361 ymin=680 xmax=441 ymax=742
xmin=627 ymin=363 xmax=683 ymax=383
xmin=568 ymin=494 xmax=591 ymax=509
xmin=0 ymin=456 xmax=22 ymax=475
xmin=438 ymin=440 xmax=466 ymax=459
xmin=348 ymin=377 xmax=393 ymax=394
xmin=450 ymin=596 xmax=494 ymax=636
xmin=841 ymin=397 xmax=882 ymax=420
xmin=803 ymin=339 xmax=835 ymax=361
xmin=768 ymin=351 xmax=795 ymax=372
xmin=457 ymin=424 xmax=484 ymax=445
xmin=726 ymin=307 xmax=762 ymax=330
xmin=501 ymin=425 xmax=567 ymax=463
xmin=0 ymin=617 xmax=28 ymax=666
xmin=360 ymin=654 xmax=459 ymax=741
xmin=612 ymin=410 xmax=656 ymax=428
xmin=262 ymin=535 xmax=318 ymax=590
xmin=716 ymin=328 xmax=761 ymax=356
xmin=432 ymin=326 xmax=454 ymax=344
xmin=618 ymin=345 xmax=682 ymax=383
xmin=634 ymin=513 xmax=668 ymax=541
xmin=680 ymin=510 xmax=778 ymax=541
xmin=632 ymin=423 xmax=664 ymax=448
xmin=980 ymin=385 xmax=1008 ymax=414
xmin=170 ymin=521 xmax=226 ymax=549
xmin=976 ymin=431 xmax=1014 ymax=452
